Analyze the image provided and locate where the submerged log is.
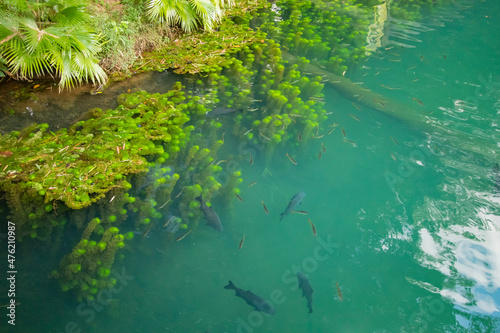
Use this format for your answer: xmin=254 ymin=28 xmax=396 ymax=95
xmin=283 ymin=53 xmax=499 ymax=161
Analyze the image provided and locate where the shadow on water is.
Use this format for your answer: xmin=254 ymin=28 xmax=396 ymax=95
xmin=0 ymin=70 xmax=186 ymax=134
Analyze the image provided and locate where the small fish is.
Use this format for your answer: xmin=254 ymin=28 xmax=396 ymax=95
xmin=280 ymin=192 xmax=305 ymax=221
xmin=298 ymin=133 xmax=302 ymax=141
xmin=421 ymin=55 xmax=423 ymax=60
xmin=33 ymin=84 xmax=40 ymax=89
xmin=322 ymin=143 xmax=326 ymax=153
xmin=286 ymin=153 xmax=297 ymax=165
xmin=243 ymin=128 xmax=253 ymax=136
xmin=259 ymin=131 xmax=271 ymax=141
xmin=351 ymin=103 xmax=361 ymax=111
xmin=163 ymin=215 xmax=175 ymax=228
xmin=142 ymin=222 xmax=154 ymax=238
xmin=292 ymin=210 xmax=309 ymax=215
xmin=308 ymin=219 xmax=317 ymax=237
xmin=390 ymin=136 xmax=399 ymax=145
xmin=412 ymin=97 xmax=424 ymax=105
xmin=249 ymin=153 xmax=253 ymax=166
xmin=248 ymin=181 xmax=258 ymax=188
xmin=319 ymin=151 xmax=322 ymax=160
xmin=239 ymin=234 xmax=245 ymax=249
xmin=374 ymin=99 xmax=385 ymax=108
xmin=207 ymin=108 xmax=244 ymax=117
xmin=349 ymin=113 xmax=360 ymax=121
xmin=297 ymin=272 xmax=313 ymax=314
xmin=234 ymin=192 xmax=243 ymax=202
xmin=175 ymin=229 xmax=192 ymax=241
xmin=158 ymin=199 xmax=170 ymax=209
xmin=391 ymin=152 xmax=397 ymax=161
xmin=341 ymin=127 xmax=346 ymax=137
xmin=381 ymin=84 xmax=401 ymax=90
xmin=261 ymin=201 xmax=269 ymax=214
xmin=344 ymin=139 xmax=357 ymax=147
xmin=336 ymin=282 xmax=343 ymax=301
xmin=215 ymin=160 xmax=227 ymax=166
xmin=175 ymin=188 xmax=185 ymax=199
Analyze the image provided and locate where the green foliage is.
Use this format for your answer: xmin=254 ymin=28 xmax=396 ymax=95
xmin=146 ymin=0 xmax=235 ymax=32
xmin=0 ymin=0 xmax=107 ymax=90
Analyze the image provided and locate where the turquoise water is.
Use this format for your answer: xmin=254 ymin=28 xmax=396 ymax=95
xmin=4 ymin=0 xmax=500 ymax=332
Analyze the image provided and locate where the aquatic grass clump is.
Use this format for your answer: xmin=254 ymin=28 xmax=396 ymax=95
xmin=0 ymin=88 xmax=195 ymax=240
xmin=53 ymin=221 xmax=131 ymax=301
xmin=257 ymin=0 xmax=371 ymax=75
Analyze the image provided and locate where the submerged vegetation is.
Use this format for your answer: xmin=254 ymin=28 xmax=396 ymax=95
xmin=0 ymin=0 xmax=454 ymax=301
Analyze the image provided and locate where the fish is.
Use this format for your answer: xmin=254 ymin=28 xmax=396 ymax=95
xmin=261 ymin=201 xmax=269 ymax=214
xmin=298 ymin=133 xmax=302 ymax=141
xmin=286 ymin=153 xmax=297 ymax=165
xmin=390 ymin=136 xmax=399 ymax=145
xmin=207 ymin=108 xmax=244 ymax=117
xmin=343 ymin=139 xmax=357 ymax=147
xmin=297 ymin=272 xmax=313 ymax=314
xmin=336 ymin=282 xmax=343 ymax=301
xmin=381 ymin=84 xmax=401 ymax=90
xmin=239 ymin=234 xmax=245 ymax=249
xmin=341 ymin=127 xmax=346 ymax=137
xmin=349 ymin=113 xmax=360 ymax=121
xmin=318 ymin=151 xmax=322 ymax=160
xmin=234 ymin=192 xmax=243 ymax=202
xmin=292 ymin=210 xmax=309 ymax=215
xmin=412 ymin=97 xmax=424 ymax=105
xmin=280 ymin=192 xmax=305 ymax=221
xmin=196 ymin=196 xmax=223 ymax=232
xmin=175 ymin=229 xmax=192 ymax=241
xmin=308 ymin=219 xmax=317 ymax=237
xmin=249 ymin=153 xmax=253 ymax=166
xmin=224 ymin=281 xmax=275 ymax=314
xmin=142 ymin=222 xmax=154 ymax=238
xmin=248 ymin=181 xmax=257 ymax=188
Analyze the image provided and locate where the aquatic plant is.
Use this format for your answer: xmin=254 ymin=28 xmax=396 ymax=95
xmin=257 ymin=0 xmax=370 ymax=75
xmin=0 ymin=88 xmax=196 ymax=240
xmin=53 ymin=220 xmax=132 ymax=301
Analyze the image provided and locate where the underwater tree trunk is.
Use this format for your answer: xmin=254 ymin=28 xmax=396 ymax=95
xmin=283 ymin=52 xmax=500 ymax=161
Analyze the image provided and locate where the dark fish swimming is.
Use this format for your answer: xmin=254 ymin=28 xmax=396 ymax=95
xmin=207 ymin=108 xmax=244 ymax=117
xmin=224 ymin=281 xmax=275 ymax=314
xmin=280 ymin=192 xmax=305 ymax=221
xmin=297 ymin=271 xmax=313 ymax=314
xmin=196 ymin=196 xmax=223 ymax=232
